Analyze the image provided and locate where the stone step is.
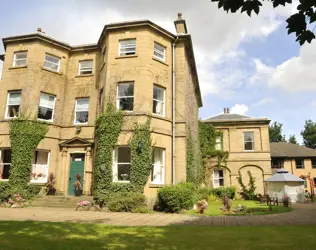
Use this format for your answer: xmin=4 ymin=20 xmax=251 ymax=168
xmin=30 ymin=195 xmax=94 ymax=208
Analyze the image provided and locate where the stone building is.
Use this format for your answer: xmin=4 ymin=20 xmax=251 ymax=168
xmin=203 ymin=108 xmax=272 ymax=195
xmin=0 ymin=14 xmax=202 ymax=203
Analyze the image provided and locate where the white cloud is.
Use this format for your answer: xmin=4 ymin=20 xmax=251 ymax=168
xmin=312 ymin=100 xmax=316 ymax=107
xmin=249 ymin=58 xmax=275 ymax=85
xmin=231 ymin=104 xmax=249 ymax=115
xmin=252 ymin=98 xmax=274 ymax=106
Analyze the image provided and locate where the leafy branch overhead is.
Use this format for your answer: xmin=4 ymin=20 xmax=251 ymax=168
xmin=211 ymin=0 xmax=316 ymax=45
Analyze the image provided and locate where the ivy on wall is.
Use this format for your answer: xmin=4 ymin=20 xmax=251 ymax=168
xmin=199 ymin=121 xmax=229 ymax=184
xmin=8 ymin=117 xmax=48 ymax=196
xmin=186 ymin=132 xmax=196 ymax=184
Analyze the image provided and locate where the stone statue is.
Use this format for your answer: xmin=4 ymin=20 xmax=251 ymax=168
xmin=222 ymin=195 xmax=231 ymax=212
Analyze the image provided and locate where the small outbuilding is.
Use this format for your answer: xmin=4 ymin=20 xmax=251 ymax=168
xmin=264 ymin=168 xmax=305 ymax=203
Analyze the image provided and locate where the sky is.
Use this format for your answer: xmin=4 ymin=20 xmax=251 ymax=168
xmin=0 ymin=0 xmax=315 ymax=143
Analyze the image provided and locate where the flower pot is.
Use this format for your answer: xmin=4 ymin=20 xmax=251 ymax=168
xmin=75 ymin=189 xmax=82 ymax=197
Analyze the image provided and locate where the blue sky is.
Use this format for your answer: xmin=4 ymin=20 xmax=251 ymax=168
xmin=0 ymin=0 xmax=315 ymax=143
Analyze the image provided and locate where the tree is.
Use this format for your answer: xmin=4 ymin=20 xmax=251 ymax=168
xmin=211 ymin=0 xmax=316 ymax=45
xmin=269 ymin=121 xmax=286 ymax=142
xmin=301 ymin=120 xmax=316 ymax=149
xmin=288 ymin=134 xmax=297 ymax=144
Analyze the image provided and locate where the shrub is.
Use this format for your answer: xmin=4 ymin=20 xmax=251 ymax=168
xmin=107 ymin=192 xmax=147 ymax=212
xmin=27 ymin=184 xmax=42 ymax=197
xmin=0 ymin=181 xmax=9 ymax=202
xmin=208 ymin=194 xmax=217 ymax=202
xmin=156 ymin=183 xmax=197 ymax=213
xmin=197 ymin=188 xmax=210 ymax=201
xmin=209 ymin=187 xmax=236 ymax=199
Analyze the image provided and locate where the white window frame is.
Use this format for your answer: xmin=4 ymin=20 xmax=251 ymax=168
xmin=78 ymin=60 xmax=93 ymax=75
xmin=153 ymin=42 xmax=166 ymax=62
xmin=116 ymin=82 xmax=134 ymax=112
xmin=44 ymin=53 xmax=60 ymax=72
xmin=153 ymin=85 xmax=165 ymax=117
xmin=38 ymin=92 xmax=56 ymax=122
xmin=30 ymin=151 xmax=50 ymax=184
xmin=13 ymin=51 xmax=27 ymax=67
xmin=5 ymin=91 xmax=21 ymax=119
xmin=112 ymin=147 xmax=131 ymax=183
xmin=243 ymin=131 xmax=254 ymax=151
xmin=74 ymin=98 xmax=89 ymax=125
xmin=0 ymin=149 xmax=11 ymax=181
xmin=118 ymin=39 xmax=136 ymax=56
xmin=213 ymin=169 xmax=224 ymax=188
xmin=151 ymin=148 xmax=165 ymax=185
xmin=215 ymin=136 xmax=222 ymax=150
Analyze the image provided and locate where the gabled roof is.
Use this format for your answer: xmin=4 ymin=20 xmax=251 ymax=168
xmin=264 ymin=168 xmax=304 ymax=182
xmin=270 ymin=142 xmax=316 ymax=158
xmin=59 ymin=137 xmax=93 ymax=148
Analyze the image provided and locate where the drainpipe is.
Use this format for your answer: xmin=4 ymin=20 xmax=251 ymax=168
xmin=172 ymin=37 xmax=178 ymax=185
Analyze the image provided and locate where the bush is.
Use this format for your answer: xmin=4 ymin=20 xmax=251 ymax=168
xmin=209 ymin=187 xmax=236 ymax=199
xmin=156 ymin=183 xmax=197 ymax=213
xmin=208 ymin=194 xmax=217 ymax=202
xmin=0 ymin=181 xmax=9 ymax=202
xmin=27 ymin=184 xmax=42 ymax=197
xmin=107 ymin=192 xmax=147 ymax=212
xmin=197 ymin=188 xmax=210 ymax=201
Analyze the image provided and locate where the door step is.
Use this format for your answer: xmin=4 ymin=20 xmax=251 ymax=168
xmin=30 ymin=195 xmax=94 ymax=208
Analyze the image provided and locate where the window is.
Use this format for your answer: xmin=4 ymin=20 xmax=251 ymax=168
xmin=152 ymin=148 xmax=165 ymax=184
xmin=44 ymin=54 xmax=60 ymax=72
xmin=13 ymin=51 xmax=27 ymax=67
xmin=153 ymin=42 xmax=166 ymax=61
xmin=244 ymin=132 xmax=254 ymax=151
xmin=38 ymin=92 xmax=56 ymax=122
xmin=213 ymin=169 xmax=224 ymax=188
xmin=215 ymin=136 xmax=222 ymax=150
xmin=295 ymin=159 xmax=304 ymax=169
xmin=74 ymin=98 xmax=89 ymax=124
xmin=314 ymin=178 xmax=316 ymax=187
xmin=113 ymin=147 xmax=131 ymax=182
xmin=5 ymin=91 xmax=21 ymax=118
xmin=119 ymin=39 xmax=136 ymax=56
xmin=0 ymin=149 xmax=12 ymax=180
xmin=153 ymin=86 xmax=165 ymax=116
xmin=117 ymin=82 xmax=134 ymax=111
xmin=31 ymin=151 xmax=50 ymax=183
xmin=78 ymin=60 xmax=93 ymax=75
xmin=312 ymin=158 xmax=316 ymax=169
xmin=271 ymin=158 xmax=284 ymax=168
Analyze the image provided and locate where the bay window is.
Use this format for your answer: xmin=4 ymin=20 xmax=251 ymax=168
xmin=44 ymin=54 xmax=60 ymax=72
xmin=117 ymin=82 xmax=134 ymax=111
xmin=113 ymin=147 xmax=131 ymax=182
xmin=119 ymin=39 xmax=136 ymax=56
xmin=151 ymin=148 xmax=165 ymax=184
xmin=38 ymin=92 xmax=56 ymax=122
xmin=153 ymin=42 xmax=166 ymax=62
xmin=5 ymin=91 xmax=21 ymax=118
xmin=153 ymin=85 xmax=165 ymax=116
xmin=13 ymin=51 xmax=27 ymax=67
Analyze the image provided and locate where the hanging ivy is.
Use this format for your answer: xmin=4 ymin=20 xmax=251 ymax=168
xmin=8 ymin=116 xmax=48 ymax=196
xmin=199 ymin=121 xmax=229 ymax=183
xmin=186 ymin=132 xmax=196 ymax=184
xmin=93 ymin=104 xmax=124 ymax=197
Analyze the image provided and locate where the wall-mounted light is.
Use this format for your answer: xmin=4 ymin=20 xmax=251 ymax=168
xmin=76 ymin=126 xmax=81 ymax=133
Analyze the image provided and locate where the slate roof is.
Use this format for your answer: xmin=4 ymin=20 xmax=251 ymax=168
xmin=270 ymin=142 xmax=316 ymax=158
xmin=204 ymin=113 xmax=270 ymax=124
xmin=206 ymin=114 xmax=251 ymax=120
xmin=264 ymin=168 xmax=305 ymax=182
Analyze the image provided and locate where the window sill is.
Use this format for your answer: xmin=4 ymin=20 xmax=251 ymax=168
xmin=75 ymin=74 xmax=94 ymax=78
xmin=30 ymin=181 xmax=47 ymax=184
xmin=152 ymin=113 xmax=166 ymax=119
xmin=113 ymin=180 xmax=130 ymax=183
xmin=9 ymin=65 xmax=27 ymax=70
xmin=37 ymin=118 xmax=53 ymax=123
xmin=115 ymin=54 xmax=138 ymax=59
xmin=149 ymin=183 xmax=164 ymax=188
xmin=0 ymin=179 xmax=9 ymax=182
xmin=244 ymin=150 xmax=255 ymax=152
xmin=41 ymin=67 xmax=62 ymax=75
xmin=152 ymin=56 xmax=168 ymax=66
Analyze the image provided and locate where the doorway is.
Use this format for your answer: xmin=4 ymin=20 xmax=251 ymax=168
xmin=68 ymin=153 xmax=85 ymax=196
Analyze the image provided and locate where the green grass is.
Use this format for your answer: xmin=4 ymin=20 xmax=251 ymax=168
xmin=187 ymin=200 xmax=293 ymax=216
xmin=0 ymin=221 xmax=315 ymax=249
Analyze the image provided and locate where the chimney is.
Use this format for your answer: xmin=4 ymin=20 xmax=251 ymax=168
xmin=174 ymin=12 xmax=188 ymax=34
xmin=224 ymin=108 xmax=227 ymax=114
xmin=37 ymin=28 xmax=42 ymax=33
xmin=227 ymin=108 xmax=230 ymax=114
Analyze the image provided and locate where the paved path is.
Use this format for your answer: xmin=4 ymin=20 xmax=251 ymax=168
xmin=0 ymin=203 xmax=315 ymax=226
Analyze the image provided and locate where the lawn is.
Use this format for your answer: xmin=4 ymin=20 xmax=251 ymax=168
xmin=187 ymin=200 xmax=293 ymax=216
xmin=0 ymin=221 xmax=315 ymax=249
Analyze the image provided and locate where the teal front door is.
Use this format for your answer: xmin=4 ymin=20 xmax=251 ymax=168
xmin=68 ymin=154 xmax=85 ymax=196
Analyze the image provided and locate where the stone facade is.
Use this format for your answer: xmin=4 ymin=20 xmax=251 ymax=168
xmin=203 ymin=110 xmax=272 ymax=195
xmin=0 ymin=16 xmax=202 ymax=203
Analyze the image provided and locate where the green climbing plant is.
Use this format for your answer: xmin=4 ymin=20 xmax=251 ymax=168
xmin=236 ymin=170 xmax=256 ymax=200
xmin=8 ymin=114 xmax=48 ymax=197
xmin=186 ymin=132 xmax=196 ymax=184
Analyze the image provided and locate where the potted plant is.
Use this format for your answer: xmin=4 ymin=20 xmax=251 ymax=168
xmin=46 ymin=172 xmax=56 ymax=195
xmin=73 ymin=174 xmax=82 ymax=196
xmin=283 ymin=195 xmax=290 ymax=207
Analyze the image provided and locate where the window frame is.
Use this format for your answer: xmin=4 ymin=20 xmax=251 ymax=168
xmin=213 ymin=169 xmax=224 ymax=188
xmin=243 ymin=131 xmax=255 ymax=151
xmin=37 ymin=92 xmax=56 ymax=122
xmin=311 ymin=158 xmax=316 ymax=169
xmin=215 ymin=136 xmax=222 ymax=150
xmin=271 ymin=158 xmax=284 ymax=168
xmin=153 ymin=85 xmax=165 ymax=117
xmin=43 ymin=53 xmax=60 ymax=72
xmin=151 ymin=147 xmax=165 ymax=185
xmin=118 ymin=39 xmax=136 ymax=56
xmin=153 ymin=42 xmax=166 ymax=62
xmin=112 ymin=146 xmax=132 ymax=183
xmin=116 ymin=82 xmax=134 ymax=112
xmin=30 ymin=150 xmax=50 ymax=184
xmin=74 ymin=98 xmax=90 ymax=125
xmin=295 ymin=158 xmax=305 ymax=169
xmin=5 ymin=90 xmax=21 ymax=119
xmin=78 ymin=60 xmax=93 ymax=75
xmin=0 ymin=149 xmax=11 ymax=181
xmin=13 ymin=51 xmax=27 ymax=67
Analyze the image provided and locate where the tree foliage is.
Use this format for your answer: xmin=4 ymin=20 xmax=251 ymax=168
xmin=288 ymin=134 xmax=298 ymax=144
xmin=301 ymin=119 xmax=316 ymax=149
xmin=211 ymin=0 xmax=316 ymax=45
xmin=269 ymin=121 xmax=286 ymax=142
xmin=236 ymin=170 xmax=257 ymax=200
